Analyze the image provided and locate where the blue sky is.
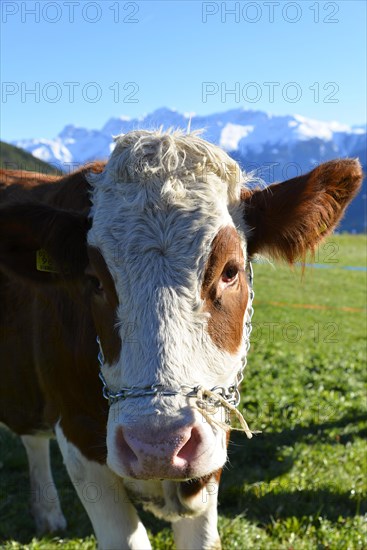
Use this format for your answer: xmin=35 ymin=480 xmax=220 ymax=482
xmin=1 ymin=0 xmax=366 ymax=140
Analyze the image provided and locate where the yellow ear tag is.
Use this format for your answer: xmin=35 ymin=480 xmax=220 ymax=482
xmin=36 ymin=249 xmax=59 ymax=273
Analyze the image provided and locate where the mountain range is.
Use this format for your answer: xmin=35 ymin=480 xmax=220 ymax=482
xmin=0 ymin=141 xmax=60 ymax=174
xmin=9 ymin=108 xmax=367 ymax=232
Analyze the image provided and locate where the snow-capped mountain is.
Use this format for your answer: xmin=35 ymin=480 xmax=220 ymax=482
xmin=11 ymin=108 xmax=366 ymax=231
xmin=13 ymin=107 xmax=365 ymax=168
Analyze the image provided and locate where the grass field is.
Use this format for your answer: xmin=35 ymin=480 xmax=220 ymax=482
xmin=0 ymin=234 xmax=366 ymax=549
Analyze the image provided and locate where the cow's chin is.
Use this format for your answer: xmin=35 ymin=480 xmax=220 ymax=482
xmin=119 ymin=478 xmax=221 ymax=522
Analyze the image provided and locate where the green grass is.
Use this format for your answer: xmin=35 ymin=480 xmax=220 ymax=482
xmin=1 ymin=235 xmax=366 ymax=549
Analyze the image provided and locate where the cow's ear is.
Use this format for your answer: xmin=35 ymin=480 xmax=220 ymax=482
xmin=0 ymin=203 xmax=89 ymax=282
xmin=242 ymin=159 xmax=363 ymax=262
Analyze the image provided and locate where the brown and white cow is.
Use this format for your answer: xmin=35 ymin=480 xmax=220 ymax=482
xmin=0 ymin=131 xmax=362 ymax=549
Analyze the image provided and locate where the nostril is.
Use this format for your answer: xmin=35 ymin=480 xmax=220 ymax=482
xmin=176 ymin=427 xmax=202 ymax=463
xmin=116 ymin=427 xmax=138 ymax=465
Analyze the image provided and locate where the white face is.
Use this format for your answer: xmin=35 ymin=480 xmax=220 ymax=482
xmin=86 ymin=131 xmax=251 ymax=481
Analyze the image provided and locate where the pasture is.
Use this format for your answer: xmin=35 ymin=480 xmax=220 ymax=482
xmin=0 ymin=234 xmax=366 ymax=549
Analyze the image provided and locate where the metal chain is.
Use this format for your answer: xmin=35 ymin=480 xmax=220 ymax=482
xmin=98 ymin=262 xmax=254 ymax=409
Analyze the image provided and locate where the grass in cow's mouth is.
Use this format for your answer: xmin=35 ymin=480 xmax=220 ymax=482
xmin=0 ymin=234 xmax=366 ymax=549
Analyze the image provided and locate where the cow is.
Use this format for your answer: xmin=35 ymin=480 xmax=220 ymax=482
xmin=0 ymin=130 xmax=362 ymax=549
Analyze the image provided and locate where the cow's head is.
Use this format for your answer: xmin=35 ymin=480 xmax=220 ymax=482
xmin=85 ymin=132 xmax=255 ymax=482
xmin=0 ymin=131 xmax=362 ymax=487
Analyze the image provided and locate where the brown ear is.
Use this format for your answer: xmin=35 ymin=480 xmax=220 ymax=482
xmin=242 ymin=159 xmax=363 ymax=262
xmin=0 ymin=203 xmax=89 ymax=282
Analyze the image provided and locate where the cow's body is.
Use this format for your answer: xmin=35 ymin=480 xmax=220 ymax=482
xmin=0 ymin=131 xmax=362 ymax=549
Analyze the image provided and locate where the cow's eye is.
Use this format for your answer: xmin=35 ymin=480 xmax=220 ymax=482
xmin=87 ymin=275 xmax=104 ymax=293
xmin=221 ymin=263 xmax=239 ymax=283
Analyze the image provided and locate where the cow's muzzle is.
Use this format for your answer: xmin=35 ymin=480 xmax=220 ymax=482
xmin=110 ymin=422 xmax=222 ymax=480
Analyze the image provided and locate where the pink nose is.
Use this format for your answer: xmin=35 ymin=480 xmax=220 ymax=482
xmin=115 ymin=425 xmax=203 ymax=479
